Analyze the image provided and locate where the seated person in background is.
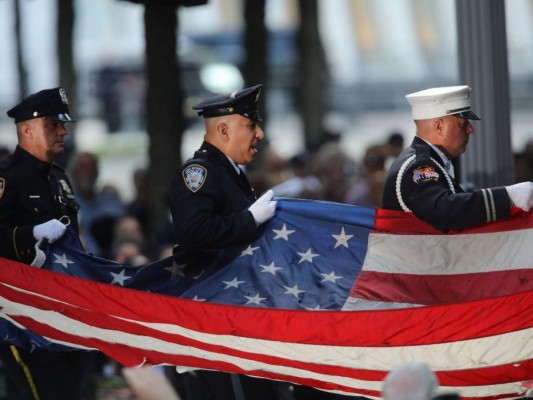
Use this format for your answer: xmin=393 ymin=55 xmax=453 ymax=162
xmin=68 ymin=151 xmax=124 ymax=255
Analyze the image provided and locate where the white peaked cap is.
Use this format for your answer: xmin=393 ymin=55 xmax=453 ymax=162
xmin=405 ymin=85 xmax=480 ymax=120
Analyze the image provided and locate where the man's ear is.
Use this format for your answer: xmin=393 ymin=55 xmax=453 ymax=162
xmin=434 ymin=118 xmax=445 ymax=136
xmin=217 ymin=121 xmax=230 ymax=141
xmin=18 ymin=122 xmax=33 ymax=139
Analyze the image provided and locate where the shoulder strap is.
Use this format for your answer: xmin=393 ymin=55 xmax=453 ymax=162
xmin=0 ymin=154 xmax=16 ymax=171
xmin=414 ymin=141 xmax=431 ymax=159
xmin=187 ymin=149 xmax=209 ymax=164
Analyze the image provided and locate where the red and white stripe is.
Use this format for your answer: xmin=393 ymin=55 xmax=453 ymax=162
xmin=346 ymin=209 xmax=533 ymax=310
xmin=0 ymin=253 xmax=531 ymax=400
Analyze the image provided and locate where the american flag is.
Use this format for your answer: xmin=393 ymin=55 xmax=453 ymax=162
xmin=0 ymin=198 xmax=532 ymax=399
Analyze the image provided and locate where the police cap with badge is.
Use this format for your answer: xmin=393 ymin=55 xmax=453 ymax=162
xmin=405 ymin=85 xmax=480 ymax=121
xmin=7 ymin=87 xmax=75 ymax=123
xmin=193 ymin=84 xmax=263 ymax=122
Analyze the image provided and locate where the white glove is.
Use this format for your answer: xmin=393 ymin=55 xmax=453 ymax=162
xmin=249 ymin=189 xmax=277 ymax=225
xmin=33 ymin=219 xmax=67 ymax=243
xmin=505 ymin=182 xmax=533 ymax=211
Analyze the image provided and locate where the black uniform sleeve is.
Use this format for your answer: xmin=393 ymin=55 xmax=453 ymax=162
xmin=0 ymin=173 xmax=37 ymax=263
xmin=169 ymin=164 xmax=259 ymax=252
xmin=400 ymin=158 xmax=511 ymax=231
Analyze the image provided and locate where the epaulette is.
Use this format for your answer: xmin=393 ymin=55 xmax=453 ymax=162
xmin=187 ymin=149 xmax=210 ymax=165
xmin=0 ymin=154 xmax=16 ymax=171
xmin=413 ymin=142 xmax=432 ymax=161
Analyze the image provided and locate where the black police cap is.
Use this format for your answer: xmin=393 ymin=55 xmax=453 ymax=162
xmin=6 ymin=87 xmax=75 ymax=124
xmin=192 ymin=84 xmax=263 ymax=122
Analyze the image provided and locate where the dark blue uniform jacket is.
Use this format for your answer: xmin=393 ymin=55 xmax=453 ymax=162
xmin=382 ymin=137 xmax=510 ymax=231
xmin=168 ymin=141 xmax=260 ymax=253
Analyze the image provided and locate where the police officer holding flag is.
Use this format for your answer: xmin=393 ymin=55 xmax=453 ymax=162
xmin=0 ymin=87 xmax=83 ymax=399
xmin=169 ymin=84 xmax=276 ymax=253
xmin=168 ymin=84 xmax=282 ymax=400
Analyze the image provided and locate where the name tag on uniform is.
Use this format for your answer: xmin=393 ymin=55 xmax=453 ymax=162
xmin=29 ymin=195 xmax=41 ymax=198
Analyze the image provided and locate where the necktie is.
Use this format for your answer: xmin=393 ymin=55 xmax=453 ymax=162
xmin=237 ymin=167 xmax=251 ymax=188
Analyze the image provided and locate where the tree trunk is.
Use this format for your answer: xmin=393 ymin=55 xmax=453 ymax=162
xmin=57 ymin=0 xmax=77 ymax=165
xmin=243 ymin=0 xmax=268 ymax=171
xmin=243 ymin=0 xmax=267 ymax=121
xmin=144 ymin=3 xmax=183 ymax=235
xmin=57 ymin=0 xmax=76 ymax=111
xmin=297 ymin=0 xmax=328 ymax=150
xmin=13 ymin=0 xmax=28 ymax=99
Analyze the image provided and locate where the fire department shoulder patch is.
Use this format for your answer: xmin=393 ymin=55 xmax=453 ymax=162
xmin=183 ymin=164 xmax=207 ymax=193
xmin=412 ymin=165 xmax=439 ymax=184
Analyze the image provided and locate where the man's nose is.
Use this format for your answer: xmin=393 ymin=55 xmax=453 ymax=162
xmin=256 ymin=126 xmax=265 ymax=140
xmin=57 ymin=124 xmax=68 ymax=135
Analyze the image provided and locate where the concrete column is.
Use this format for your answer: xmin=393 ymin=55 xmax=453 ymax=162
xmin=455 ymin=0 xmax=514 ymax=187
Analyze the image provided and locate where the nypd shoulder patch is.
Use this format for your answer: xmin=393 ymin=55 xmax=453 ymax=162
xmin=412 ymin=165 xmax=439 ymax=184
xmin=182 ymin=164 xmax=207 ymax=193
xmin=0 ymin=178 xmax=4 ymax=199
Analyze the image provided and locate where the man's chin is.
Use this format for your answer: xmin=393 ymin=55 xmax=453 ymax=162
xmin=49 ymin=147 xmax=65 ymax=160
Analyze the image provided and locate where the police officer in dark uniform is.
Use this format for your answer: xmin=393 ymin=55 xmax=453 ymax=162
xmin=382 ymin=85 xmax=533 ymax=231
xmin=168 ymin=84 xmax=281 ymax=399
xmin=0 ymin=87 xmax=83 ymax=399
xmin=169 ymin=84 xmax=276 ymax=252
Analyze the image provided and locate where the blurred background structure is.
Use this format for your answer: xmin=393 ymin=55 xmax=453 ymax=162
xmin=0 ymin=0 xmax=533 ymax=231
xmin=2 ymin=1 xmax=533 ymax=398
